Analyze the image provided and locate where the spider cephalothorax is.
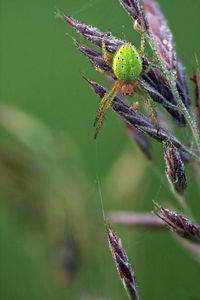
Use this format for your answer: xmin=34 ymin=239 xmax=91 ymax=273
xmin=93 ymin=28 xmax=158 ymax=139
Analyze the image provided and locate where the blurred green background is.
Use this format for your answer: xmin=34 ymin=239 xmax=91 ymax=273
xmin=0 ymin=0 xmax=200 ymax=299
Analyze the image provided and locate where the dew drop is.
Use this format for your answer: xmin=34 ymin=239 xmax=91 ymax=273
xmin=168 ymin=43 xmax=172 ymax=50
xmin=160 ymin=25 xmax=165 ymax=32
xmin=163 ymin=39 xmax=168 ymax=45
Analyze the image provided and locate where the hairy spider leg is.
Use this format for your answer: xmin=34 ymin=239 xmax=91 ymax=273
xmin=140 ymin=92 xmax=160 ymax=132
xmin=92 ymin=64 xmax=114 ymax=77
xmin=93 ymin=31 xmax=116 ymax=128
xmin=142 ymin=53 xmax=156 ymax=75
xmin=134 ymin=15 xmax=146 ymax=57
xmin=94 ymin=80 xmax=121 ymax=127
xmin=140 ymin=17 xmax=146 ymax=57
xmin=91 ymin=31 xmax=114 ymax=76
xmin=94 ymin=81 xmax=121 ymax=138
xmin=102 ymin=31 xmax=113 ymax=67
xmin=93 ymin=81 xmax=119 ymax=127
xmin=135 ymin=83 xmax=159 ymax=131
xmin=134 ymin=14 xmax=157 ymax=73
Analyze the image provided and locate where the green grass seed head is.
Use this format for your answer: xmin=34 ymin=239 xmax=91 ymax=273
xmin=113 ymin=44 xmax=142 ymax=82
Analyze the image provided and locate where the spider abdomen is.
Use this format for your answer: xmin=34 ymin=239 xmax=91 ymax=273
xmin=113 ymin=44 xmax=142 ymax=82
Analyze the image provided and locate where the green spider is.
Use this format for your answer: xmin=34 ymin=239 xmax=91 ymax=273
xmin=93 ymin=24 xmax=159 ymax=139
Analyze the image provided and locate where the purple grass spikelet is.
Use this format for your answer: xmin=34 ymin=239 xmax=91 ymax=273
xmin=143 ymin=0 xmax=176 ymax=72
xmin=119 ymin=0 xmax=148 ymax=30
xmin=154 ymin=202 xmax=200 ymax=244
xmin=143 ymin=0 xmax=191 ymax=109
xmin=106 ymin=224 xmax=139 ymax=300
xmin=61 ymin=12 xmax=123 ymax=53
xmin=164 ymin=142 xmax=187 ymax=196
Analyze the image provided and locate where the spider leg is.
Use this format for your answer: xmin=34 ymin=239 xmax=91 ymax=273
xmin=134 ymin=15 xmax=146 ymax=57
xmin=102 ymin=31 xmax=113 ymax=67
xmin=92 ymin=64 xmax=114 ymax=77
xmin=94 ymin=81 xmax=120 ymax=139
xmin=142 ymin=53 xmax=156 ymax=75
xmin=140 ymin=20 xmax=145 ymax=58
xmin=139 ymin=92 xmax=160 ymax=132
xmin=94 ymin=83 xmax=117 ymax=127
xmin=145 ymin=96 xmax=160 ymax=132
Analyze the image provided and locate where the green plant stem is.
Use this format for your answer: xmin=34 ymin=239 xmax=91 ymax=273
xmin=134 ymin=23 xmax=200 ymax=152
xmin=181 ymin=145 xmax=200 ymax=161
xmin=166 ymin=76 xmax=200 ymax=154
xmin=146 ymin=33 xmax=200 ymax=155
xmin=163 ymin=100 xmax=178 ymax=110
